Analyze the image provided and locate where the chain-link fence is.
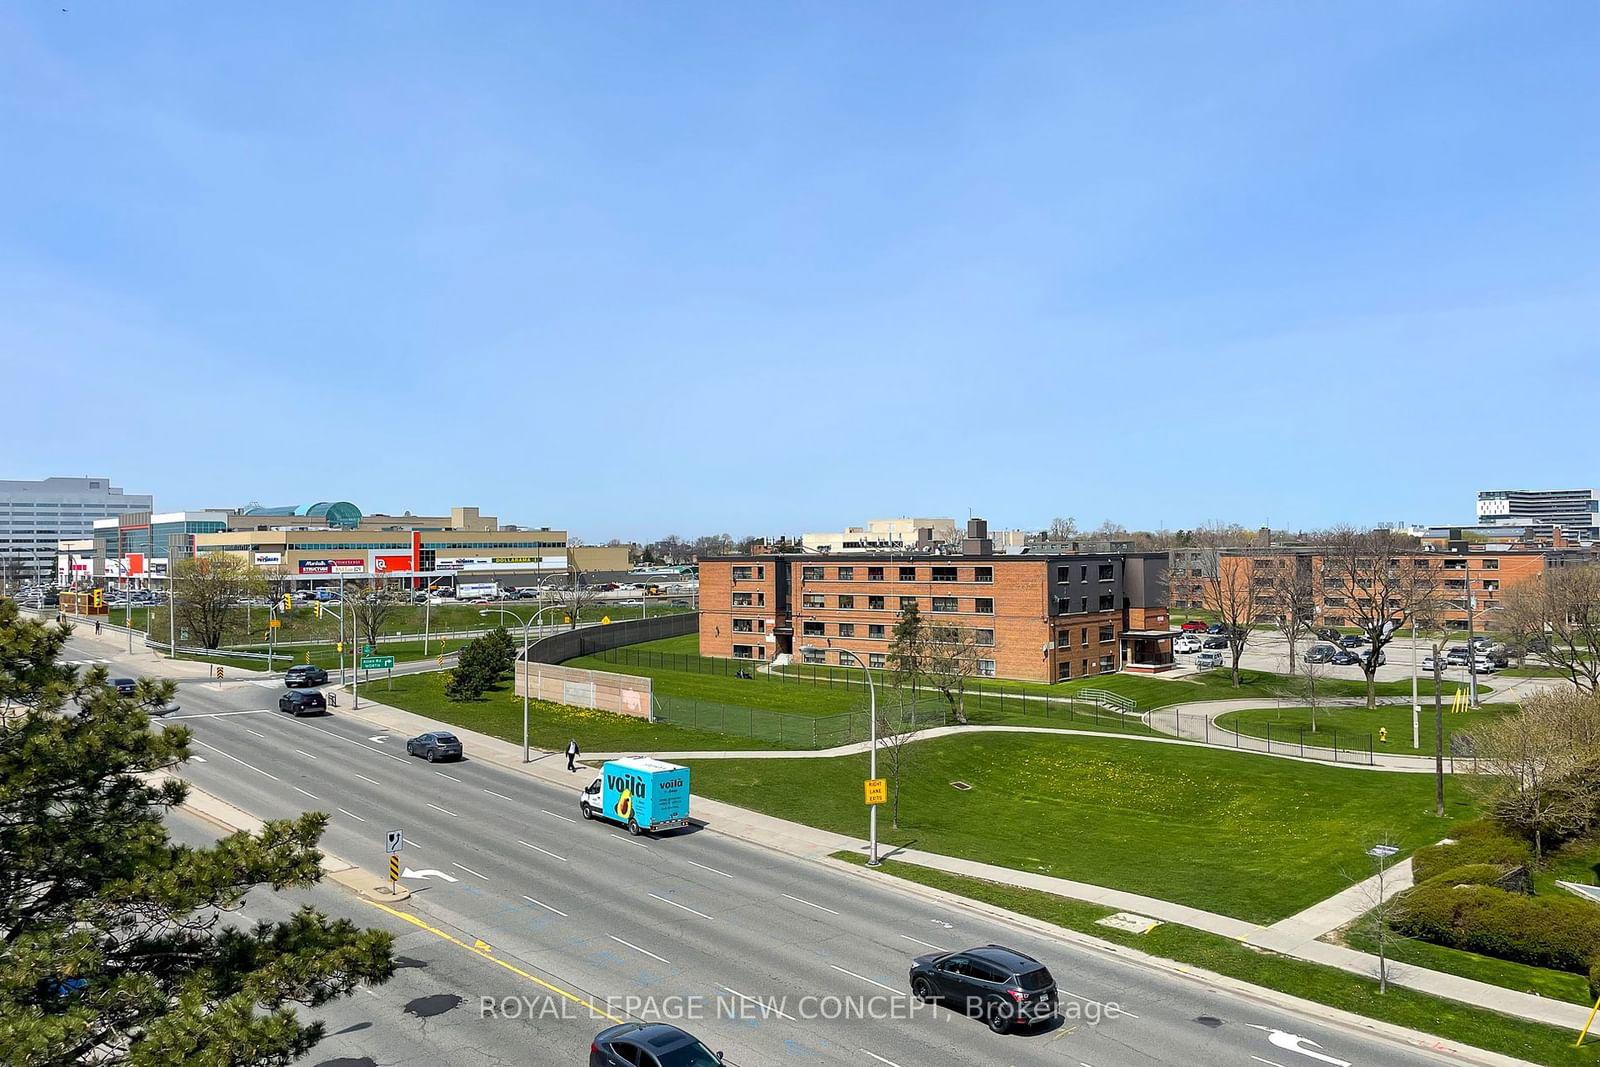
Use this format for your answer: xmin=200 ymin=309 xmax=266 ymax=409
xmin=651 ymin=693 xmax=949 ymax=748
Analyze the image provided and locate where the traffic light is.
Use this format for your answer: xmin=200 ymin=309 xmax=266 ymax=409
xmin=92 ymin=589 xmax=103 ymax=608
xmin=314 ymin=601 xmax=323 ymax=618
xmin=282 ymin=593 xmax=293 ymax=611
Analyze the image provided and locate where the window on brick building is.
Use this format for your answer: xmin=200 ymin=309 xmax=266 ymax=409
xmin=869 ymin=653 xmax=886 ymax=668
xmin=974 ymin=629 xmax=995 ymax=646
xmin=1057 ymin=661 xmax=1072 ymax=680
xmin=975 ymin=597 xmax=994 ymax=614
xmin=974 ymin=566 xmax=993 ymax=583
xmin=931 ymin=597 xmax=958 ymax=612
xmin=868 ymin=595 xmax=885 ymax=609
xmin=732 ymin=619 xmax=754 ymax=633
xmin=802 ymin=621 xmax=824 ymax=636
xmin=802 ymin=647 xmax=826 ymax=663
xmin=733 ymin=592 xmax=753 ymax=606
xmin=868 ymin=624 xmax=886 ymax=639
xmin=838 ymin=595 xmax=855 ymax=609
xmin=899 ymin=566 xmax=917 ymax=581
xmin=932 ymin=566 xmax=957 ymax=582
xmin=733 ymin=644 xmax=754 ymax=659
xmin=802 ymin=566 xmax=824 ymax=581
xmin=867 ymin=567 xmax=885 ymax=581
xmin=838 ymin=623 xmax=856 ymax=637
xmin=802 ymin=594 xmax=824 ymax=608
xmin=1099 ymin=624 xmax=1114 ymax=643
xmin=1098 ymin=593 xmax=1114 ymax=611
xmin=1056 ymin=566 xmax=1071 ymax=583
xmin=1482 ymin=559 xmax=1499 ymax=570
xmin=1098 ymin=563 xmax=1114 ymax=581
xmin=837 ymin=567 xmax=854 ymax=581
xmin=977 ymin=659 xmax=996 ymax=677
xmin=732 ymin=566 xmax=754 ymax=580
xmin=1098 ymin=654 xmax=1116 ymax=673
xmin=899 ymin=596 xmax=918 ymax=611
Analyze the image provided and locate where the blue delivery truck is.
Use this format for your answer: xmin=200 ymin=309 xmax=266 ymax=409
xmin=579 ymin=757 xmax=691 ymax=835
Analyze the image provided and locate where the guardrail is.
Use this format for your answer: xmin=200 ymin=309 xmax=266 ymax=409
xmin=1075 ymin=687 xmax=1136 ymax=712
xmin=142 ymin=638 xmax=293 ymax=665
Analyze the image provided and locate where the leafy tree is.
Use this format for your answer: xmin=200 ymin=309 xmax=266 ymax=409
xmin=344 ymin=583 xmax=405 ymax=652
xmin=886 ymin=600 xmax=927 ymax=700
xmin=0 ymin=598 xmax=393 ymax=1064
xmin=445 ymin=627 xmax=517 ymax=701
xmin=172 ymin=554 xmax=267 ymax=650
xmin=1464 ymin=688 xmax=1600 ymax=860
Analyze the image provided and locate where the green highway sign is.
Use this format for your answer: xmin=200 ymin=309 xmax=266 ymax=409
xmin=361 ymin=656 xmax=395 ymax=669
xmin=362 ymin=644 xmax=375 ymax=656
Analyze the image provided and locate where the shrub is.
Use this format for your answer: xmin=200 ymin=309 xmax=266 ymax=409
xmin=1413 ymin=863 xmax=1511 ymax=890
xmin=1591 ymin=959 xmax=1600 ymax=1001
xmin=1411 ymin=819 xmax=1532 ymax=883
xmin=1391 ymin=884 xmax=1600 ymax=974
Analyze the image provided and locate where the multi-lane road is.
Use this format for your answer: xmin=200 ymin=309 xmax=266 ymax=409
xmin=73 ymin=632 xmax=1503 ymax=1067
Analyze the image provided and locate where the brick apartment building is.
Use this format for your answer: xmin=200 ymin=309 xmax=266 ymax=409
xmin=1169 ymin=545 xmax=1554 ymax=631
xmin=699 ymin=523 xmax=1174 ymax=683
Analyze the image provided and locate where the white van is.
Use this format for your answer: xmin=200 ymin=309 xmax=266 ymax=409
xmin=1195 ymin=650 xmax=1225 ymax=670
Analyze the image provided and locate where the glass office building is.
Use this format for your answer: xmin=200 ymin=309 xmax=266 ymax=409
xmin=0 ymin=476 xmax=153 ymax=582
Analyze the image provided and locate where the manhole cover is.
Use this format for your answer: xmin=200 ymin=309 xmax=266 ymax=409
xmin=1195 ymin=1016 xmax=1223 ymax=1028
xmin=950 ymin=781 xmax=973 ymax=791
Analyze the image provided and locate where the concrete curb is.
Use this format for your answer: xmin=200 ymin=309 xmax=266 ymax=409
xmin=823 ymin=857 xmax=1542 ymax=1067
xmin=164 ymin=773 xmax=411 ymax=903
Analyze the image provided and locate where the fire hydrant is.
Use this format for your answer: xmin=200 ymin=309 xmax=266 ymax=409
xmin=1379 ymin=726 xmax=1389 ymax=744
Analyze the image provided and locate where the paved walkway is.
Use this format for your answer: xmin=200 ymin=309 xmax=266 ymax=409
xmin=331 ymin=692 xmax=1593 ymax=1032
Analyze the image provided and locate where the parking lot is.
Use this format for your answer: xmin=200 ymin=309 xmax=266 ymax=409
xmin=1168 ymin=625 xmax=1515 ymax=686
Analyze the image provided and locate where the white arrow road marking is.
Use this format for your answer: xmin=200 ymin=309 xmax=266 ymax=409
xmin=190 ymin=755 xmax=207 ymax=763
xmin=1248 ymin=1026 xmax=1352 ymax=1067
xmin=400 ymin=868 xmax=459 ymax=882
xmin=368 ymin=735 xmax=389 ymax=743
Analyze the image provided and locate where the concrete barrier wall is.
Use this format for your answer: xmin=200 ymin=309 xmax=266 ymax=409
xmin=526 ymin=612 xmax=698 ymax=665
xmin=512 ymin=663 xmax=652 ymax=719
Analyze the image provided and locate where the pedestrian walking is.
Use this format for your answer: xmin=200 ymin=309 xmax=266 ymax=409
xmin=94 ymin=619 xmax=102 ymax=636
xmin=566 ymin=738 xmax=580 ymax=772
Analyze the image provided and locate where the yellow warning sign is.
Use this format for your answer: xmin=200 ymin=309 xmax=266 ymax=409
xmin=388 ymin=855 xmax=400 ymax=882
xmin=601 ymin=615 xmax=612 ymax=625
xmin=214 ymin=666 xmax=224 ymax=680
xmin=864 ymin=778 xmax=888 ymax=805
xmin=269 ymin=618 xmax=281 ymax=629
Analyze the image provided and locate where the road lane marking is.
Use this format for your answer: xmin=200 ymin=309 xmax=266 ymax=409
xmin=899 ymin=935 xmax=943 ymax=950
xmin=293 ymin=786 xmax=320 ymax=800
xmin=861 ymin=1052 xmax=903 ymax=1067
xmin=686 ymin=859 xmax=733 ymax=878
xmin=541 ymin=808 xmax=574 ymax=823
xmin=166 ymin=708 xmax=274 ymax=719
xmin=451 ymin=861 xmax=488 ymax=880
xmin=607 ymin=835 xmax=650 ymax=850
xmin=338 ymin=807 xmax=365 ymax=822
xmin=190 ymin=740 xmax=279 ymax=781
xmin=830 ymin=965 xmax=900 ymax=994
xmin=434 ymin=770 xmax=463 ymax=783
xmin=483 ymin=788 xmax=516 ymax=802
xmin=648 ymin=893 xmax=712 ymax=920
xmin=1251 ymin=1059 xmax=1292 ymax=1067
xmin=245 ymin=728 xmax=267 ymax=739
xmin=294 ymin=749 xmax=319 ymax=760
xmin=719 ymin=985 xmax=794 ymax=1020
xmin=363 ymin=899 xmax=622 ymax=1022
xmin=356 ymin=773 xmax=381 ymax=786
xmin=1059 ymin=988 xmax=1138 ymax=1019
xmin=523 ymin=895 xmax=568 ymax=917
xmin=782 ymin=893 xmax=839 ymax=915
xmin=610 ymin=936 xmax=671 ymax=965
xmin=517 ymin=840 xmax=568 ymax=863
xmin=426 ymin=803 xmax=458 ymax=818
xmin=289 ymin=719 xmax=407 ymax=762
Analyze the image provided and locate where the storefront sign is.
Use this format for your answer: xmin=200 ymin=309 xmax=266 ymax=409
xmin=298 ymin=557 xmax=366 ymax=575
xmin=373 ymin=553 xmax=413 ymax=573
xmin=438 ymin=555 xmax=566 ymax=573
xmin=254 ymin=552 xmax=283 ymax=567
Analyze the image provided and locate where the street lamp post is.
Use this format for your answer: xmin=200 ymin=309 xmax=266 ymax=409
xmin=803 ymin=644 xmax=879 ymax=866
xmin=481 ymin=604 xmax=560 ymax=763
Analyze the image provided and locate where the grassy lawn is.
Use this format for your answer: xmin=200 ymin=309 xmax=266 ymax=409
xmin=835 ymin=854 xmax=1599 ymax=1067
xmin=174 ymin=650 xmax=289 ymax=672
xmin=1501 ymin=665 xmax=1570 ymax=678
xmin=1213 ymin=704 xmax=1512 ymax=756
xmin=366 ymin=670 xmax=789 ymax=753
xmin=228 ymin=636 xmax=476 ymax=670
xmin=1339 ymin=917 xmax=1594 ymax=1006
xmin=688 ymin=732 xmax=1475 ymax=923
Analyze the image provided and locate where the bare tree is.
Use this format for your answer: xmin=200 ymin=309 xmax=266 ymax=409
xmin=551 ymin=563 xmax=600 ymax=630
xmin=172 ymin=554 xmax=265 ymax=650
xmin=344 ymin=583 xmax=405 ymax=651
xmin=922 ymin=620 xmax=987 ymax=726
xmin=1047 ymin=516 xmax=1078 ymax=541
xmin=1277 ymin=653 xmax=1331 ymax=730
xmin=1463 ymin=691 xmax=1600 ymax=861
xmin=1188 ymin=525 xmax=1267 ymax=685
xmin=1311 ymin=527 xmax=1441 ymax=708
xmin=1266 ymin=555 xmax=1317 ymax=672
xmin=1499 ymin=565 xmax=1600 ymax=694
xmin=873 ymin=688 xmax=927 ymax=829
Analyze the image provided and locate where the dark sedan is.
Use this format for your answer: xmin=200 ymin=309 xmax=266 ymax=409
xmin=1304 ymin=644 xmax=1338 ymax=663
xmin=109 ymin=677 xmax=137 ymax=696
xmin=278 ymin=690 xmax=327 ymax=716
xmin=1205 ymin=623 xmax=1227 ymax=635
xmin=1339 ymin=634 xmax=1367 ymax=648
xmin=1331 ymin=649 xmax=1360 ymax=666
xmin=284 ymin=664 xmax=328 ymax=688
xmin=590 ymin=1022 xmax=721 ymax=1066
xmin=909 ymin=945 xmax=1057 ymax=1034
xmin=406 ymin=732 xmax=463 ymax=762
xmin=1201 ymin=635 xmax=1229 ymax=649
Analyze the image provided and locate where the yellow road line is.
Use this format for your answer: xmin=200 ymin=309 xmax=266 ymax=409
xmin=365 ymin=898 xmax=623 ymax=1022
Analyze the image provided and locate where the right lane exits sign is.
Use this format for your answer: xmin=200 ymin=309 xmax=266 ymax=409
xmin=864 ymin=778 xmax=887 ymax=805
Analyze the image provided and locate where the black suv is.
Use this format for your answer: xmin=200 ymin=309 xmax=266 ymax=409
xmin=1304 ymin=644 xmax=1337 ymax=663
xmin=406 ymin=732 xmax=463 ymax=762
xmin=278 ymin=690 xmax=327 ymax=716
xmin=909 ymin=945 xmax=1057 ymax=1034
xmin=284 ymin=665 xmax=328 ymax=688
xmin=590 ymin=1022 xmax=721 ymax=1066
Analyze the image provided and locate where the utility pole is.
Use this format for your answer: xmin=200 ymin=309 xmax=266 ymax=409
xmin=1465 ymin=583 xmax=1480 ymax=708
xmin=1410 ymin=619 xmax=1419 ymax=750
xmin=1433 ymin=639 xmax=1446 ymax=817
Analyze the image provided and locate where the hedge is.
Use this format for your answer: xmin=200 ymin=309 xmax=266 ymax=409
xmin=1592 ymin=959 xmax=1600 ymax=1001
xmin=1391 ymin=883 xmax=1600 ymax=974
xmin=1412 ymin=863 xmax=1514 ymax=890
xmin=1410 ymin=819 xmax=1532 ymax=884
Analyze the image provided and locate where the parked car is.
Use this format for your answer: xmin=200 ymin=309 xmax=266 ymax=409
xmin=1445 ymin=646 xmax=1474 ymax=666
xmin=1206 ymin=623 xmax=1227 ymax=635
xmin=589 ymin=1022 xmax=721 ymax=1067
xmin=1421 ymin=654 xmax=1442 ymax=673
xmin=908 ymin=945 xmax=1057 ymax=1034
xmin=1315 ymin=627 xmax=1341 ymax=642
xmin=1201 ymin=635 xmax=1228 ymax=649
xmin=278 ymin=690 xmax=327 ymax=716
xmin=1470 ymin=636 xmax=1493 ymax=651
xmin=1331 ymin=649 xmax=1359 ymax=666
xmin=1472 ymin=656 xmax=1500 ymax=674
xmin=1363 ymin=650 xmax=1387 ymax=668
xmin=1195 ymin=650 xmax=1225 ymax=669
xmin=1338 ymin=634 xmax=1367 ymax=648
xmin=1173 ymin=634 xmax=1202 ymax=654
xmin=109 ymin=677 xmax=136 ymax=696
xmin=1179 ymin=620 xmax=1208 ymax=632
xmin=407 ymin=731 xmax=463 ymax=762
xmin=284 ymin=665 xmax=329 ymax=688
xmin=1304 ymin=644 xmax=1338 ymax=664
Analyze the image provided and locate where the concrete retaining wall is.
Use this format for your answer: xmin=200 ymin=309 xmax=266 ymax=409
xmin=526 ymin=612 xmax=697 ymax=664
xmin=512 ymin=663 xmax=652 ymax=719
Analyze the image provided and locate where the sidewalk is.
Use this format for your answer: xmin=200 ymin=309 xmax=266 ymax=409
xmin=50 ymin=615 xmax=257 ymax=681
xmin=330 ymin=691 xmax=1594 ymax=1033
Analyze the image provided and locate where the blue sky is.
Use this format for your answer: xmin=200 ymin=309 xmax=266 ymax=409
xmin=3 ymin=3 xmax=1596 ymax=540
